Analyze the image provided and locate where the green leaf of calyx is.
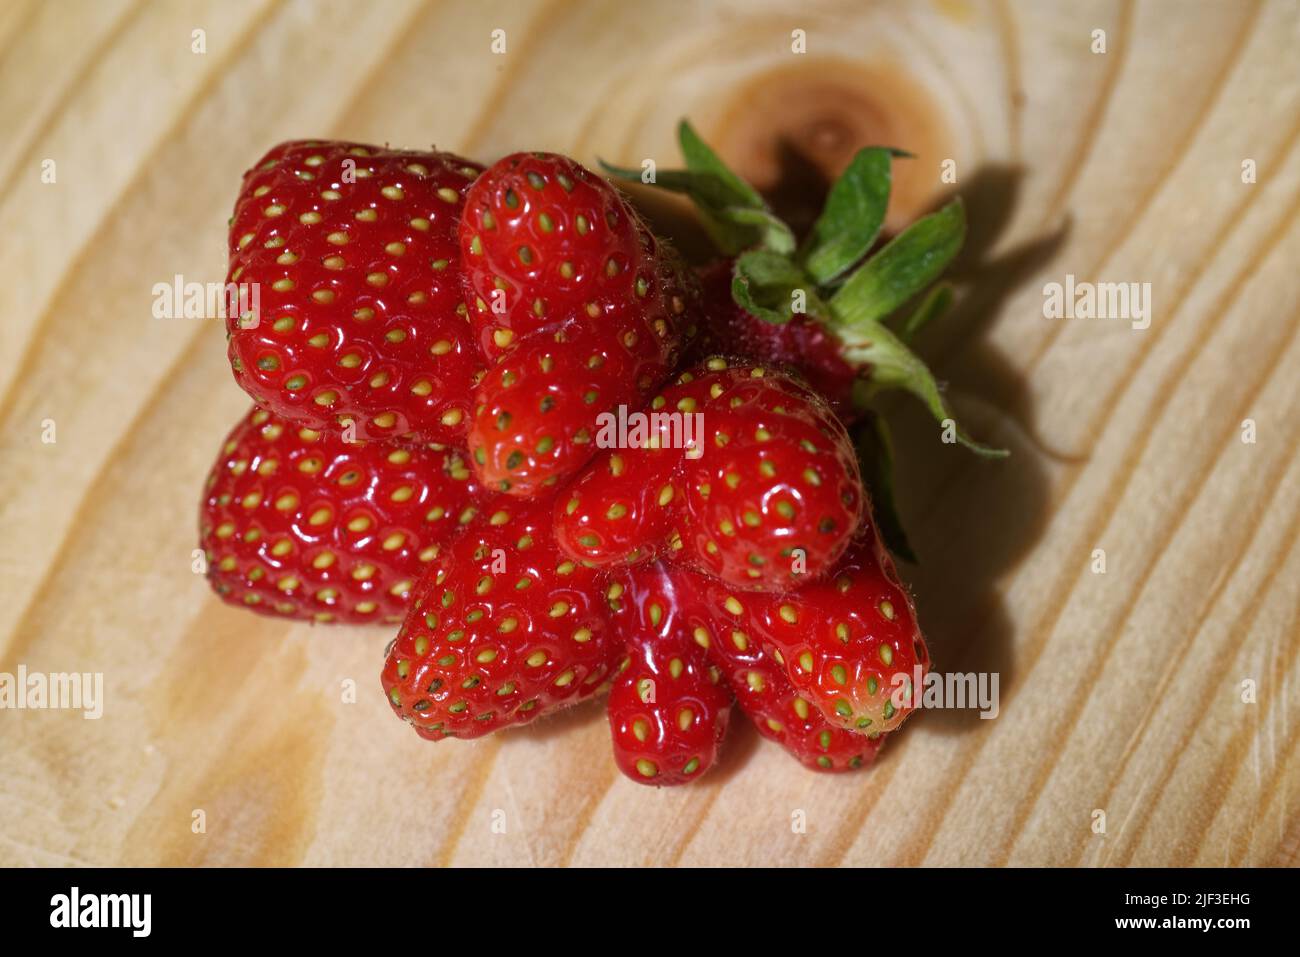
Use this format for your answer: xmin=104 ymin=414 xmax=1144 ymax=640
xmin=897 ymin=282 xmax=954 ymax=343
xmin=599 ymin=121 xmax=792 ymax=256
xmin=599 ymin=161 xmax=758 ymax=255
xmin=855 ymin=413 xmax=916 ymax=563
xmin=731 ymin=249 xmax=826 ymax=325
xmin=801 ymin=146 xmax=893 ymax=286
xmin=836 ymin=316 xmax=1007 ymax=458
xmin=677 ymin=120 xmax=765 ymax=210
xmin=829 ymin=198 xmax=966 ymax=328
xmin=722 ymin=206 xmax=795 ymax=255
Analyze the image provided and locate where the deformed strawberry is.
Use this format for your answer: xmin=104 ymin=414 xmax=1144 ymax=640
xmin=681 ymin=361 xmax=864 ymax=589
xmin=459 ymin=152 xmax=698 ymax=496
xmin=555 ymin=358 xmax=864 ymax=591
xmin=605 ymin=565 xmax=732 ymax=785
xmin=225 ymin=140 xmax=484 ymax=444
xmin=199 ymin=406 xmax=483 ymax=624
xmin=675 ymin=564 xmax=883 ymax=771
xmin=694 ymin=528 xmax=929 ymax=735
xmin=608 ymin=122 xmax=1008 ymax=561
xmin=381 ymin=497 xmax=620 ymax=739
xmin=688 ymin=259 xmax=863 ymax=420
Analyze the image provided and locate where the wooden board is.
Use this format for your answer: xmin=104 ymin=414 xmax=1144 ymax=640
xmin=1 ymin=0 xmax=1298 ymax=867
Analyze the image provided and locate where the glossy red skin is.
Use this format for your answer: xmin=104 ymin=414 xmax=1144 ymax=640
xmin=689 ymin=260 xmax=863 ymax=423
xmin=460 ymin=152 xmax=643 ymax=359
xmin=460 ymin=152 xmax=698 ymax=496
xmin=226 ymin=140 xmax=485 ymax=444
xmin=666 ymin=566 xmax=883 ymax=771
xmin=680 ymin=364 xmax=864 ymax=589
xmin=381 ymin=497 xmax=621 ymax=739
xmin=553 ymin=423 xmax=681 ymax=567
xmin=606 ymin=565 xmax=733 ymax=785
xmin=692 ymin=528 xmax=929 ymax=735
xmin=554 ymin=359 xmax=864 ymax=591
xmin=199 ymin=406 xmax=484 ymax=624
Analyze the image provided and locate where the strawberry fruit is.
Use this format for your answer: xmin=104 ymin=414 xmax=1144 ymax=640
xmin=606 ymin=565 xmax=732 ymax=785
xmin=607 ymin=123 xmax=1007 ymax=561
xmin=677 ymin=563 xmax=884 ymax=771
xmin=459 ymin=152 xmax=698 ymax=496
xmin=555 ymin=358 xmax=865 ymax=591
xmin=695 ymin=529 xmax=929 ymax=735
xmin=225 ymin=140 xmax=484 ymax=445
xmin=381 ymin=497 xmax=620 ymax=739
xmin=199 ymin=406 xmax=483 ymax=623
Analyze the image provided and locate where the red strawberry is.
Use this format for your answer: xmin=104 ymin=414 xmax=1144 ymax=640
xmin=225 ymin=140 xmax=484 ymax=444
xmin=199 ymin=406 xmax=483 ymax=624
xmin=605 ymin=565 xmax=732 ymax=785
xmin=381 ymin=497 xmax=620 ymax=739
xmin=688 ymin=259 xmax=863 ymax=420
xmin=552 ymin=394 xmax=685 ymax=568
xmin=674 ymin=565 xmax=883 ymax=770
xmin=694 ymin=529 xmax=929 ymax=735
xmin=555 ymin=358 xmax=865 ymax=591
xmin=459 ymin=152 xmax=698 ymax=495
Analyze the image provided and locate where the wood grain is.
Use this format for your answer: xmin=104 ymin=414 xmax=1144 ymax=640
xmin=1 ymin=0 xmax=1297 ymax=867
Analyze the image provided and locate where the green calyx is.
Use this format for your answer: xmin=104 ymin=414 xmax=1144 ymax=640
xmin=601 ymin=120 xmax=1007 ymax=463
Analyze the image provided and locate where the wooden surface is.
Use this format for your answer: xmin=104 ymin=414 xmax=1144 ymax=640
xmin=1 ymin=0 xmax=1298 ymax=867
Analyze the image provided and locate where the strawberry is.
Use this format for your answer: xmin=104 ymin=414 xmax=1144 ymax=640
xmin=381 ymin=497 xmax=620 ymax=739
xmin=605 ymin=565 xmax=732 ymax=785
xmin=225 ymin=140 xmax=484 ymax=445
xmin=555 ymin=358 xmax=865 ymax=591
xmin=199 ymin=406 xmax=483 ymax=624
xmin=688 ymin=258 xmax=863 ymax=420
xmin=694 ymin=528 xmax=930 ymax=735
xmin=459 ymin=152 xmax=698 ymax=496
xmin=606 ymin=123 xmax=1008 ymax=560
xmin=675 ymin=564 xmax=883 ymax=771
